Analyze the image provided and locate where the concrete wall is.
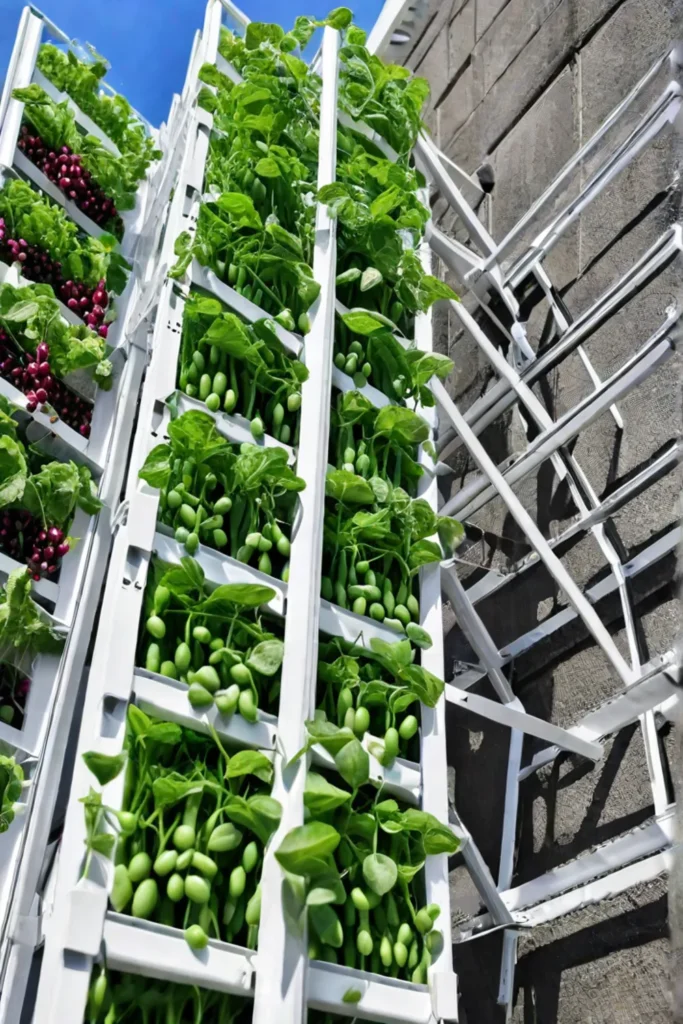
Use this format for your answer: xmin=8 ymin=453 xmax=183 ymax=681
xmin=400 ymin=1 xmax=682 ymax=1021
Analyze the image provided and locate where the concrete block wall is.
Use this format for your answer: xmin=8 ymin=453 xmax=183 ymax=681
xmin=400 ymin=1 xmax=682 ymax=1022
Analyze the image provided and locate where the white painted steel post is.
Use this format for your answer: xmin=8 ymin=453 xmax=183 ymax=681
xmin=251 ymin=26 xmax=340 ymax=1024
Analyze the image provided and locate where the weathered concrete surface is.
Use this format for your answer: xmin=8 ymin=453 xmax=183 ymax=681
xmin=400 ymin=0 xmax=682 ymax=1021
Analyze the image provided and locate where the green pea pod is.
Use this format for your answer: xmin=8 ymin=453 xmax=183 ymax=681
xmin=369 ymin=602 xmax=385 ymax=622
xmin=355 ymin=560 xmax=369 ymax=576
xmin=399 ymin=715 xmax=419 ymax=740
xmin=199 ymin=373 xmax=212 ymax=401
xmin=160 ymin=661 xmax=177 ymax=679
xmin=397 ymin=922 xmax=413 ymax=947
xmin=228 ymin=263 xmax=239 ymax=285
xmin=362 ymin=362 xmax=372 ymax=378
xmin=380 ymin=935 xmax=393 ymax=967
xmin=345 ymin=354 xmax=358 ymax=375
xmin=349 ymin=340 xmax=364 ymax=356
xmin=297 ymin=312 xmax=311 ymax=335
xmin=229 ymin=865 xmax=247 ymax=899
xmin=384 ymin=617 xmax=405 ymax=634
xmin=337 ymin=686 xmax=354 ymax=722
xmin=212 ymin=371 xmax=228 ymax=397
xmin=187 ymin=363 xmax=199 ymax=385
xmin=352 ymin=596 xmax=367 ymax=616
xmin=175 ymin=642 xmax=192 ymax=673
xmin=426 ymin=903 xmax=441 ymax=922
xmin=179 ymin=503 xmax=196 ymax=529
xmin=246 ymin=884 xmax=262 ymax=926
xmin=238 ymin=689 xmax=258 ymax=722
xmin=383 ymin=585 xmax=395 ymax=617
xmin=213 ymin=496 xmax=232 ymax=515
xmin=356 ymin=928 xmax=373 ymax=957
xmin=184 ymin=532 xmax=199 ymax=555
xmin=224 ymin=388 xmax=237 ymax=413
xmin=174 ymin=526 xmax=189 ymax=544
xmin=321 ymin=576 xmax=334 ymax=601
xmin=354 ymin=705 xmax=370 ymax=736
xmin=185 ymin=874 xmax=211 ymax=904
xmin=350 ymin=887 xmax=370 ymax=912
xmin=236 ymin=543 xmax=254 ymax=563
xmin=381 ymin=727 xmax=400 ymax=766
xmin=192 ymin=350 xmax=206 ymax=372
xmin=406 ymin=594 xmax=420 ymax=620
xmin=365 ymin=569 xmax=377 ymax=586
xmin=111 ymin=864 xmax=133 ymax=912
xmin=146 ymin=615 xmax=166 ymax=639
xmin=215 ymin=684 xmax=241 ymax=716
xmin=192 ymin=851 xmax=218 ymax=879
xmin=257 ymin=535 xmax=273 ymax=552
xmin=174 ymin=823 xmax=196 ymax=851
xmin=206 ymin=393 xmax=220 ymax=412
xmin=356 ymin=453 xmax=370 ymax=474
xmin=88 ymin=972 xmax=108 ymax=1016
xmin=188 ymin=682 xmax=214 ymax=708
xmin=386 ymin=893 xmax=400 ymax=929
xmin=394 ymin=604 xmax=411 ymax=627
xmin=167 ymin=489 xmax=182 ymax=509
xmin=334 ymin=351 xmax=346 ymax=369
xmin=185 ymin=924 xmax=208 ymax=950
xmin=166 ymin=873 xmax=185 ymax=903
xmin=396 ymin=581 xmax=408 ymax=605
xmin=394 ymin=941 xmax=408 ymax=967
xmin=192 ymin=625 xmax=211 ymax=644
xmin=344 ymin=898 xmax=357 ymax=927
xmin=245 ymin=532 xmax=262 ymax=549
xmin=185 ymin=383 xmax=197 ymax=397
xmin=408 ymin=938 xmax=420 ymax=969
xmin=343 ymin=446 xmax=356 ymax=464
xmin=154 ymin=850 xmax=178 ymax=877
xmin=274 ymin=308 xmax=296 ymax=330
xmin=337 ymin=550 xmax=348 ymax=587
xmin=208 ymin=822 xmax=243 ymax=853
xmin=276 ymin=534 xmax=291 ymax=557
xmin=415 ymin=908 xmax=433 ymax=934
xmin=273 ymin=402 xmax=285 ymax=428
xmin=242 ymin=841 xmax=259 ymax=873
xmin=132 ymin=878 xmax=158 ymax=919
xmin=348 ymin=584 xmax=382 ymax=602
xmin=194 ymin=665 xmax=221 ymax=692
xmin=230 ymin=663 xmax=252 ymax=686
xmin=145 ymin=642 xmax=161 ymax=673
xmin=250 ymin=416 xmax=265 ymax=439
xmin=335 ymin=582 xmax=348 ymax=609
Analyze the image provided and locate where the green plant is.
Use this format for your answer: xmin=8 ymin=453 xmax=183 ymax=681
xmin=81 ymin=707 xmax=281 ymax=952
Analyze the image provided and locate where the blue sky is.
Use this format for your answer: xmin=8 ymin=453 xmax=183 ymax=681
xmin=1 ymin=1 xmax=384 ymax=127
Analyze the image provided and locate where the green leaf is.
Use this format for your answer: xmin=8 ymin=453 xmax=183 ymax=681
xmin=82 ymin=751 xmax=126 ymax=787
xmin=3 ymin=300 xmax=39 ymax=323
xmin=375 ymin=405 xmax=429 ymax=445
xmin=409 ymin=538 xmax=443 ymax=571
xmin=127 ymin=704 xmax=152 ymax=739
xmin=398 ymin=665 xmax=444 ymax=707
xmin=418 ymin=275 xmax=459 ymax=308
xmin=214 ymin=192 xmax=263 ymax=230
xmin=334 ymin=738 xmax=369 ymax=790
xmin=438 ymin=517 xmax=465 ymax=555
xmin=255 ymin=157 xmax=280 ymax=178
xmin=89 ymin=832 xmax=116 ymax=856
xmin=341 ymin=309 xmax=385 ymax=336
xmin=138 ymin=443 xmax=173 ymax=489
xmin=246 ymin=639 xmax=284 ymax=676
xmin=0 ymin=436 xmax=27 ymax=507
xmin=225 ymin=750 xmax=273 ymax=784
xmin=302 ymin=719 xmax=356 ymax=758
xmin=309 ymin=903 xmax=343 ymax=947
xmin=370 ymin=186 xmax=402 ymax=219
xmin=342 ymin=989 xmax=362 ymax=1004
xmin=360 ymin=267 xmax=382 ymax=292
xmin=325 ymin=7 xmax=353 ymax=29
xmin=245 ymin=21 xmax=285 ymax=49
xmin=326 ymin=469 xmax=375 ymax=505
xmin=363 ymin=852 xmax=398 ymax=895
xmin=335 ymin=267 xmax=361 ymax=285
xmin=369 ymin=637 xmax=413 ymax=674
xmin=275 ymin=822 xmax=341 ymax=875
xmin=405 ymin=623 xmax=433 ymax=650
xmin=304 ymin=771 xmax=352 ymax=816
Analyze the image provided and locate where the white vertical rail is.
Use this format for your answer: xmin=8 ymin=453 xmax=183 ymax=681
xmin=251 ymin=26 xmax=340 ymax=1024
xmin=415 ymin=192 xmax=456 ymax=1001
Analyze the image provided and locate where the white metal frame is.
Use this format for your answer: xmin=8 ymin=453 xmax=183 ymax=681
xmin=412 ymin=43 xmax=682 ymax=1021
xmin=0 ymin=7 xmax=185 ymax=1020
xmin=29 ymin=6 xmax=460 ymax=1023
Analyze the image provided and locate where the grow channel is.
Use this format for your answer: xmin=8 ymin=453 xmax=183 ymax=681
xmin=28 ymin=4 xmax=463 ymax=1024
xmin=0 ymin=7 xmax=166 ymax=1022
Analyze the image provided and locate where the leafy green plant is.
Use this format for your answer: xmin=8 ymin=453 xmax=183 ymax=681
xmin=177 ymin=294 xmax=307 ymax=442
xmin=138 ymin=410 xmax=304 ymax=577
xmin=85 ymin=968 xmax=251 ymax=1023
xmin=276 ymin=772 xmax=459 ymax=981
xmin=322 ymin=468 xmax=463 ymax=633
xmin=137 ymin=554 xmax=284 ymax=720
xmin=0 ymin=755 xmax=24 ymax=833
xmin=81 ymin=707 xmax=281 ymax=952
xmin=302 ymin=635 xmax=444 ymax=771
xmin=0 ymin=566 xmax=65 ymax=669
xmin=0 ymin=279 xmax=112 ymax=388
xmin=0 ymin=178 xmax=130 ymax=294
xmin=13 ymin=84 xmax=138 ymax=223
xmin=36 ymin=44 xmax=161 ymax=184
